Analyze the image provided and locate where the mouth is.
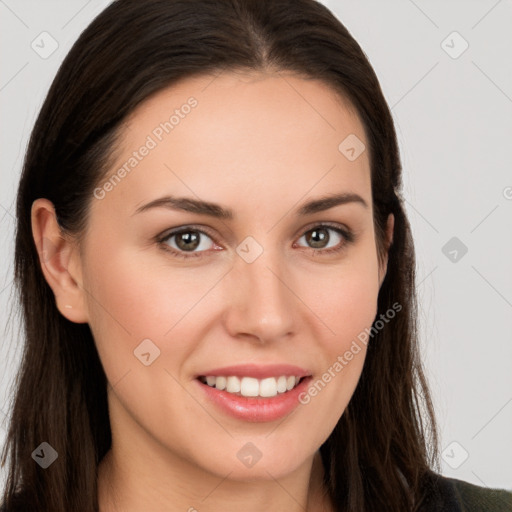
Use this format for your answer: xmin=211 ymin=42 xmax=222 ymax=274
xmin=197 ymin=374 xmax=307 ymax=398
xmin=194 ymin=364 xmax=313 ymax=422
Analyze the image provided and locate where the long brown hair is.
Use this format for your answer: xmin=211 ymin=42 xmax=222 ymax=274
xmin=1 ymin=0 xmax=440 ymax=510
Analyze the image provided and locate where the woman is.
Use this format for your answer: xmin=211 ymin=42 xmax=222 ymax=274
xmin=1 ymin=0 xmax=511 ymax=510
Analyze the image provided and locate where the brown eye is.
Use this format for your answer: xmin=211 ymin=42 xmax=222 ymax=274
xmin=296 ymin=225 xmax=353 ymax=254
xmin=161 ymin=228 xmax=215 ymax=254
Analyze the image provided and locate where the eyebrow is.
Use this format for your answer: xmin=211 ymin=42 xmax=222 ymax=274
xmin=133 ymin=192 xmax=368 ymax=219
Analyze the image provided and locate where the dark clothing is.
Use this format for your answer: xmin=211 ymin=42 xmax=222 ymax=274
xmin=426 ymin=473 xmax=512 ymax=511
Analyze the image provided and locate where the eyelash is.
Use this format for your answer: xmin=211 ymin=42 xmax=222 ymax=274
xmin=156 ymin=223 xmax=355 ymax=260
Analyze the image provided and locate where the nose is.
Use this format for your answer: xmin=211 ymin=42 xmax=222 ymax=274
xmin=222 ymin=244 xmax=298 ymax=344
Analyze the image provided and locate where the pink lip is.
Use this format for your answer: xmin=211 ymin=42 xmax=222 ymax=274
xmin=196 ymin=363 xmax=311 ymax=379
xmin=195 ymin=375 xmax=312 ymax=423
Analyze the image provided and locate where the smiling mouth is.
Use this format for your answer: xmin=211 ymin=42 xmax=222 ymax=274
xmin=197 ymin=375 xmax=307 ymax=398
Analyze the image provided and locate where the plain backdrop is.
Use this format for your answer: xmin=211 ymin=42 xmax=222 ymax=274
xmin=1 ymin=0 xmax=511 ymax=492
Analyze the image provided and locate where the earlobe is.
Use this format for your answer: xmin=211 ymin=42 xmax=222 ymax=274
xmin=378 ymin=213 xmax=395 ymax=288
xmin=31 ymin=198 xmax=89 ymax=323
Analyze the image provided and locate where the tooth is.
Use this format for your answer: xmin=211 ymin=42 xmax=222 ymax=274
xmin=204 ymin=374 xmax=305 ymax=396
xmin=240 ymin=377 xmax=259 ymax=397
xmin=215 ymin=376 xmax=227 ymax=390
xmin=259 ymin=377 xmax=278 ymax=397
xmin=276 ymin=376 xmax=287 ymax=393
xmin=226 ymin=376 xmax=241 ymax=393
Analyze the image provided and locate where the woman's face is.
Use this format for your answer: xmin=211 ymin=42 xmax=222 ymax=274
xmin=67 ymin=71 xmax=392 ymax=480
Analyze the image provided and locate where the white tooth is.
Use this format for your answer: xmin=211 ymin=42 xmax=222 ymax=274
xmin=259 ymin=377 xmax=278 ymax=397
xmin=215 ymin=376 xmax=227 ymax=390
xmin=286 ymin=376 xmax=295 ymax=391
xmin=206 ymin=376 xmax=216 ymax=386
xmin=226 ymin=376 xmax=241 ymax=393
xmin=240 ymin=377 xmax=259 ymax=397
xmin=276 ymin=376 xmax=287 ymax=393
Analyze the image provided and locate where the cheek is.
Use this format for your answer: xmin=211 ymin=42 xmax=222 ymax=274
xmin=85 ymin=242 xmax=201 ymax=331
xmin=314 ymin=273 xmax=379 ymax=332
xmin=304 ymin=245 xmax=381 ymax=348
xmin=296 ymin=245 xmax=380 ymax=415
xmin=82 ymin=245 xmax=224 ymax=376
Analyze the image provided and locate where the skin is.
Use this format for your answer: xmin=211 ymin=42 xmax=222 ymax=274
xmin=32 ymin=70 xmax=394 ymax=512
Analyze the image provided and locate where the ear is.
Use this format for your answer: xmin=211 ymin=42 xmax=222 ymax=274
xmin=31 ymin=198 xmax=89 ymax=323
xmin=378 ymin=213 xmax=394 ymax=289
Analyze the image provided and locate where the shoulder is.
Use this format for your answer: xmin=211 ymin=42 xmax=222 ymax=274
xmin=425 ymin=472 xmax=512 ymax=512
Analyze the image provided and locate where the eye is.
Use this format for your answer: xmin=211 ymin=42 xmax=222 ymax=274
xmin=158 ymin=227 xmax=217 ymax=258
xmin=294 ymin=224 xmax=353 ymax=254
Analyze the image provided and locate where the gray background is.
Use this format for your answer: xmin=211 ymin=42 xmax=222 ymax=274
xmin=1 ymin=0 xmax=511 ymax=491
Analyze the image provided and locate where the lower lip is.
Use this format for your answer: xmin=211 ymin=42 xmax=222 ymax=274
xmin=196 ymin=377 xmax=312 ymax=423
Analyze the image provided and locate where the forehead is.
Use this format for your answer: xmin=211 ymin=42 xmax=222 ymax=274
xmin=93 ymin=70 xmax=371 ymax=219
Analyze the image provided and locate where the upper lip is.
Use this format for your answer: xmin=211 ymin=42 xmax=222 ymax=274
xmin=196 ymin=364 xmax=312 ymax=379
